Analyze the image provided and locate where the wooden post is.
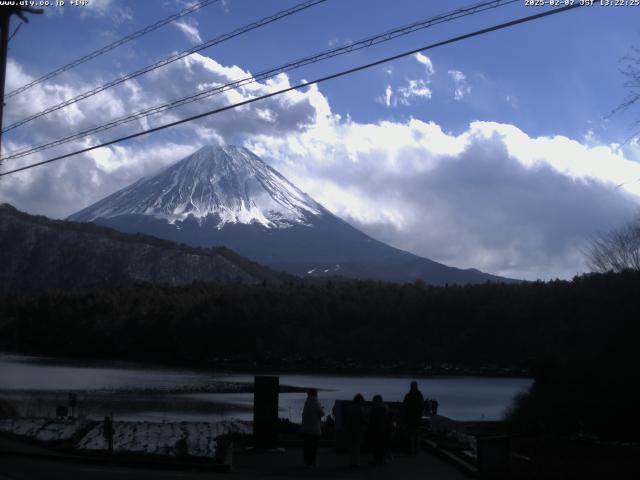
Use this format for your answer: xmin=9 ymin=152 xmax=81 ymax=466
xmin=253 ymin=375 xmax=279 ymax=448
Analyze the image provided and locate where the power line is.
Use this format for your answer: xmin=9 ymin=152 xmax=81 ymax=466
xmin=1 ymin=0 xmax=328 ymax=134
xmin=8 ymin=21 xmax=22 ymax=43
xmin=4 ymin=0 xmax=222 ymax=99
xmin=0 ymin=4 xmax=582 ymax=178
xmin=1 ymin=0 xmax=519 ymax=162
xmin=1 ymin=6 xmax=42 ymax=158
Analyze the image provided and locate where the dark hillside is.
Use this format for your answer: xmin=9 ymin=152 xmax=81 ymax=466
xmin=0 ymin=203 xmax=289 ymax=291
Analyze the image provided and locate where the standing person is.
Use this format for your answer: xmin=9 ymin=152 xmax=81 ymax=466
xmin=368 ymin=395 xmax=391 ymax=465
xmin=345 ymin=393 xmax=367 ymax=467
xmin=102 ymin=415 xmax=114 ymax=454
xmin=403 ymin=381 xmax=424 ymax=454
xmin=301 ymin=388 xmax=324 ymax=467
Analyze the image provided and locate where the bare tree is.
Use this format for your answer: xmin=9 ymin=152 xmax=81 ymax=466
xmin=613 ymin=46 xmax=640 ymax=140
xmin=588 ymin=50 xmax=640 ymax=272
xmin=586 ymin=215 xmax=640 ymax=273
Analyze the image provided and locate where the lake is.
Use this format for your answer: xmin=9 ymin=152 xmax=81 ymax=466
xmin=0 ymin=353 xmax=532 ymax=423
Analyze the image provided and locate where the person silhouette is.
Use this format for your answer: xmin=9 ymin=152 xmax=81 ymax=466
xmin=368 ymin=394 xmax=391 ymax=465
xmin=345 ymin=393 xmax=367 ymax=467
xmin=301 ymin=388 xmax=324 ymax=467
xmin=402 ymin=381 xmax=424 ymax=454
xmin=102 ymin=415 xmax=114 ymax=454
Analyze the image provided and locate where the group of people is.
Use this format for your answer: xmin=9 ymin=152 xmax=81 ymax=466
xmin=300 ymin=381 xmax=429 ymax=468
xmin=345 ymin=392 xmax=392 ymax=466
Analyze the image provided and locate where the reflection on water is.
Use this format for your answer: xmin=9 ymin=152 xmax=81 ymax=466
xmin=0 ymin=354 xmax=531 ymax=422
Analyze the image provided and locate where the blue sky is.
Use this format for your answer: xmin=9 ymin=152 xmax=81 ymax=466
xmin=2 ymin=0 xmax=640 ymax=280
xmin=8 ymin=0 xmax=639 ymax=140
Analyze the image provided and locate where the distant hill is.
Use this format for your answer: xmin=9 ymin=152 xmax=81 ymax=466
xmin=70 ymin=145 xmax=518 ymax=285
xmin=0 ymin=203 xmax=287 ymax=292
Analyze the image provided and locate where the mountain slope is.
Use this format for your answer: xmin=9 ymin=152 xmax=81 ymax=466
xmin=0 ymin=204 xmax=286 ymax=292
xmin=70 ymin=145 xmax=516 ymax=285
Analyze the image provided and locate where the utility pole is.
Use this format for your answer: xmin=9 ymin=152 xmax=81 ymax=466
xmin=0 ymin=6 xmax=42 ymax=157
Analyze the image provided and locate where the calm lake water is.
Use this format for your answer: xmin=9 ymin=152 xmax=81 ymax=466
xmin=0 ymin=353 xmax=532 ymax=423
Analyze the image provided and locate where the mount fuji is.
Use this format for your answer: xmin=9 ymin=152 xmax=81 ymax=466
xmin=70 ymin=145 xmax=513 ymax=285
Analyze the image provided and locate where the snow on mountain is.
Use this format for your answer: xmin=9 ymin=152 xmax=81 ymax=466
xmin=70 ymin=145 xmax=323 ymax=229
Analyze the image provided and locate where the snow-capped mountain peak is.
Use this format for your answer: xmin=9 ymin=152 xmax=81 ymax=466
xmin=70 ymin=145 xmax=323 ymax=229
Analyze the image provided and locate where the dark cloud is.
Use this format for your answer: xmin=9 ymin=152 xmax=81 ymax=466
xmin=347 ymin=138 xmax=638 ymax=279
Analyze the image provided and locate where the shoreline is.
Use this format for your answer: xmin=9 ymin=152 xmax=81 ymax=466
xmin=0 ymin=350 xmax=531 ymax=380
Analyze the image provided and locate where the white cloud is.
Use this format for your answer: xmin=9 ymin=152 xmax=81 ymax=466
xmin=379 ymin=54 xmax=435 ymax=108
xmin=448 ymin=69 xmax=471 ymax=100
xmin=3 ymin=59 xmax=131 ymax=145
xmin=2 ymin=52 xmax=320 ymax=156
xmin=377 ymin=79 xmax=432 ymax=107
xmin=414 ymin=52 xmax=434 ymax=76
xmin=397 ymin=79 xmax=432 ymax=105
xmin=81 ymin=0 xmax=114 ymax=15
xmin=448 ymin=70 xmax=466 ymax=82
xmin=172 ymin=18 xmax=202 ymax=44
xmin=376 ymin=84 xmax=394 ymax=107
xmin=80 ymin=0 xmax=133 ymax=23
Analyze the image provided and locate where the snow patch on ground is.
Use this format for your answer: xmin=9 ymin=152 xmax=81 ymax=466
xmin=76 ymin=419 xmax=251 ymax=457
xmin=1 ymin=417 xmax=251 ymax=458
xmin=0 ymin=418 xmax=92 ymax=442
